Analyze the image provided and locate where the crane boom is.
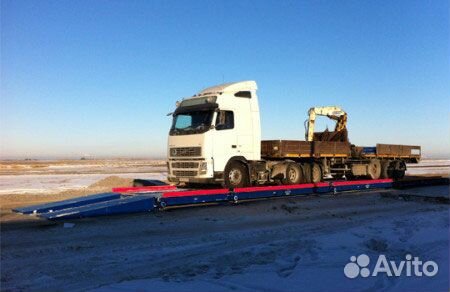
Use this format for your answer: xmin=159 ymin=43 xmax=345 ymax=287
xmin=306 ymin=106 xmax=347 ymax=142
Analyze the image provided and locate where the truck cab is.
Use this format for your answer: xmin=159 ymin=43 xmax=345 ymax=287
xmin=167 ymin=81 xmax=261 ymax=185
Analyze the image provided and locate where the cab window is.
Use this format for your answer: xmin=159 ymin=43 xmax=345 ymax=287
xmin=215 ymin=111 xmax=234 ymax=130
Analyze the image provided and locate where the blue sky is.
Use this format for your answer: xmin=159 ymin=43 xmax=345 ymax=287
xmin=1 ymin=0 xmax=449 ymax=159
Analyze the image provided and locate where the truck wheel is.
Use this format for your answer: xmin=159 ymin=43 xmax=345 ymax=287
xmin=380 ymin=160 xmax=394 ymax=178
xmin=367 ymin=159 xmax=381 ymax=180
xmin=393 ymin=160 xmax=406 ymax=179
xmin=346 ymin=172 xmax=355 ymax=180
xmin=224 ymin=161 xmax=250 ymax=189
xmin=282 ymin=163 xmax=303 ymax=185
xmin=311 ymin=163 xmax=322 ymax=183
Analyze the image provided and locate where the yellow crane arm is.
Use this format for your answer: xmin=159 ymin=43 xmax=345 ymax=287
xmin=306 ymin=106 xmax=347 ymax=141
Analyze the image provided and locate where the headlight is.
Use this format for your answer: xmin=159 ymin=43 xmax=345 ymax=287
xmin=199 ymin=162 xmax=207 ymax=174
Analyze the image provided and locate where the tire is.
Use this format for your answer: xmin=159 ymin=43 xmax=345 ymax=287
xmin=224 ymin=161 xmax=250 ymax=188
xmin=311 ymin=163 xmax=323 ymax=183
xmin=393 ymin=160 xmax=406 ymax=179
xmin=367 ymin=159 xmax=381 ymax=180
xmin=302 ymin=163 xmax=312 ymax=183
xmin=346 ymin=172 xmax=355 ymax=180
xmin=380 ymin=160 xmax=393 ymax=179
xmin=282 ymin=163 xmax=303 ymax=185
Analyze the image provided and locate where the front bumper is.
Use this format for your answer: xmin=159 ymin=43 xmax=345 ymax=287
xmin=167 ymin=158 xmax=216 ymax=184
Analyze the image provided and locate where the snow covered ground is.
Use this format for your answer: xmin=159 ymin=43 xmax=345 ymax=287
xmin=0 ymin=159 xmax=167 ymax=195
xmin=0 ymin=172 xmax=167 ymax=195
xmin=406 ymin=159 xmax=449 ymax=176
xmin=1 ymin=186 xmax=448 ymax=292
xmin=0 ymin=159 xmax=166 ymax=175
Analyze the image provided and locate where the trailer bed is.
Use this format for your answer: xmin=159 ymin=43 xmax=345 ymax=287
xmin=261 ymin=140 xmax=351 ymax=158
xmin=360 ymin=143 xmax=421 ymax=162
xmin=261 ymin=140 xmax=420 ymax=161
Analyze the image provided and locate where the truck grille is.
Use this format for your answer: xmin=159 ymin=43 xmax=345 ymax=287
xmin=170 ymin=147 xmax=201 ymax=157
xmin=171 ymin=162 xmax=199 ymax=169
xmin=173 ymin=170 xmax=198 ymax=177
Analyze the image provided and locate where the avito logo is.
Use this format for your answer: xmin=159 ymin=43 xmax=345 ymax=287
xmin=344 ymin=254 xmax=438 ymax=279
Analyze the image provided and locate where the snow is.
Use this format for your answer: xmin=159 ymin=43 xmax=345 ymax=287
xmin=89 ymin=195 xmax=449 ymax=292
xmin=0 ymin=172 xmax=167 ymax=195
xmin=406 ymin=159 xmax=449 ymax=176
xmin=1 ymin=186 xmax=448 ymax=292
xmin=0 ymin=159 xmax=167 ymax=194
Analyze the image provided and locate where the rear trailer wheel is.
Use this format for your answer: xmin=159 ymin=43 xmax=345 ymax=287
xmin=380 ymin=160 xmax=394 ymax=179
xmin=282 ymin=163 xmax=303 ymax=185
xmin=367 ymin=159 xmax=381 ymax=180
xmin=311 ymin=163 xmax=323 ymax=183
xmin=346 ymin=172 xmax=355 ymax=180
xmin=393 ymin=160 xmax=406 ymax=179
xmin=224 ymin=161 xmax=250 ymax=188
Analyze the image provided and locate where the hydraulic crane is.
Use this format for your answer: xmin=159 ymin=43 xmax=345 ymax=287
xmin=305 ymin=106 xmax=348 ymax=142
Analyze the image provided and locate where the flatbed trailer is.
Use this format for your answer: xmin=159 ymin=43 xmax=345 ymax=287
xmin=261 ymin=140 xmax=420 ymax=181
xmin=13 ymin=176 xmax=447 ymax=221
xmin=261 ymin=140 xmax=351 ymax=158
xmin=262 ymin=141 xmax=420 ymax=161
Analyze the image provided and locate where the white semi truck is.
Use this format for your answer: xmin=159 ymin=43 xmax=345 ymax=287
xmin=167 ymin=81 xmax=420 ymax=188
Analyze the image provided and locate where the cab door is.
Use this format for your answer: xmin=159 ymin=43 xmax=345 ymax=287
xmin=212 ymin=110 xmax=239 ymax=171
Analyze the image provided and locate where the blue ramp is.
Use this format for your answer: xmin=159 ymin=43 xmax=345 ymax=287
xmin=39 ymin=195 xmax=158 ymax=220
xmin=13 ymin=192 xmax=121 ymax=215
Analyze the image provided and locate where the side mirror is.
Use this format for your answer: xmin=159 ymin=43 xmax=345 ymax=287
xmin=166 ymin=112 xmax=173 ymax=116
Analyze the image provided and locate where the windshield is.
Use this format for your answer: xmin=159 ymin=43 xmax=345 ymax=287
xmin=170 ymin=110 xmax=214 ymax=135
